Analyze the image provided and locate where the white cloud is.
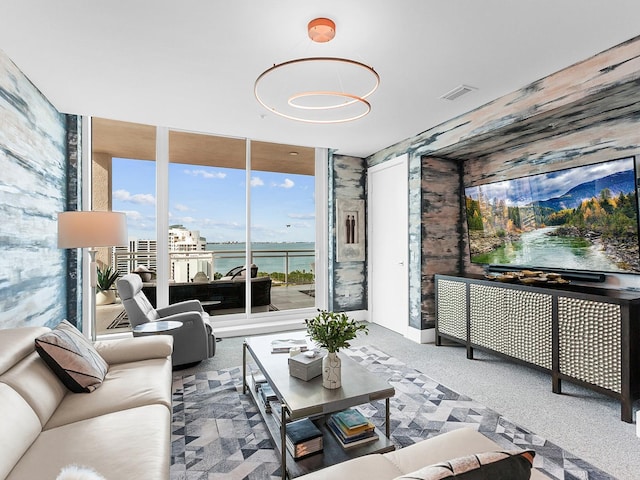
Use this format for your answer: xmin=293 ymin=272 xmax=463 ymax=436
xmin=174 ymin=203 xmax=189 ymax=212
xmin=184 ymin=169 xmax=226 ymax=179
xmin=288 ymin=213 xmax=315 ymax=219
xmin=291 ymin=221 xmax=312 ymax=229
xmin=251 ymin=176 xmax=264 ymax=187
xmin=278 ymin=178 xmax=295 ymax=189
xmin=123 ymin=210 xmax=144 ymax=221
xmin=114 ymin=189 xmax=155 ymax=205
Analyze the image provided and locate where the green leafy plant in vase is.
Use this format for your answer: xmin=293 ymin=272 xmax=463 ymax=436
xmin=305 ymin=309 xmax=368 ymax=389
xmin=96 ymin=265 xmax=119 ymax=305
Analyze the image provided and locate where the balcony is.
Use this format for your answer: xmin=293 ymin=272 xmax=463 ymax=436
xmin=96 ymin=247 xmax=316 ymax=335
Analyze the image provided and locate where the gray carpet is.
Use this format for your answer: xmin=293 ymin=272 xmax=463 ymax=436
xmin=170 ymin=345 xmax=614 ymax=479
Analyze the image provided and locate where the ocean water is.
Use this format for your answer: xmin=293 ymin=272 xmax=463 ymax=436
xmin=206 ymin=242 xmax=315 ymax=275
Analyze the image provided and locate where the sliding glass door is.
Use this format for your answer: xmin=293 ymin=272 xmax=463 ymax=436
xmin=167 ymin=130 xmax=248 ymax=315
xmin=250 ymin=141 xmax=316 ymax=312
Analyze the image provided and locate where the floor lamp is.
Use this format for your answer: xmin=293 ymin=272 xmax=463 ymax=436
xmin=58 ymin=211 xmax=128 ymax=341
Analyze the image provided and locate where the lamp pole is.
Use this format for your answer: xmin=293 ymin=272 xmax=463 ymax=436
xmin=58 ymin=211 xmax=128 ymax=342
xmin=87 ymin=247 xmax=98 ymax=342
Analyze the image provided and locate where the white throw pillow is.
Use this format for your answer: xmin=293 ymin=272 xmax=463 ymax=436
xmin=35 ymin=320 xmax=108 ymax=393
xmin=56 ymin=465 xmax=106 ymax=480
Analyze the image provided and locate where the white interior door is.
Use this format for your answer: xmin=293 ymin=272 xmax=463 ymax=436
xmin=368 ymin=155 xmax=409 ymax=334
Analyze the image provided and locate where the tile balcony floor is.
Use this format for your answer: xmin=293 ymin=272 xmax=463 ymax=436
xmin=95 ymin=282 xmax=315 ymax=336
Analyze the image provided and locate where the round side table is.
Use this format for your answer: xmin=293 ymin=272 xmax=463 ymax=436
xmin=133 ymin=320 xmax=183 ymax=336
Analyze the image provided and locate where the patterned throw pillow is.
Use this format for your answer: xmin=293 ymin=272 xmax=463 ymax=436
xmin=35 ymin=320 xmax=109 ymax=393
xmin=395 ymin=450 xmax=535 ymax=480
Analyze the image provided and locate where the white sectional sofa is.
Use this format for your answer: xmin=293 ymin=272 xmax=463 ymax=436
xmin=0 ymin=323 xmax=553 ymax=480
xmin=0 ymin=325 xmax=173 ymax=480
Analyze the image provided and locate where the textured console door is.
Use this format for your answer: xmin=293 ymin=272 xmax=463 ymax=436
xmin=557 ymin=297 xmax=622 ymax=394
xmin=436 ymin=279 xmax=467 ymax=342
xmin=469 ymin=284 xmax=552 ymax=369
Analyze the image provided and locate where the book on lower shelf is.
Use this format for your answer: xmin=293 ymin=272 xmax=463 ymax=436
xmin=251 ymin=370 xmax=268 ymax=392
xmin=258 ymin=383 xmax=278 ymax=413
xmin=331 ymin=408 xmax=370 ymax=430
xmin=327 ymin=409 xmax=378 ymax=449
xmin=285 ymin=418 xmax=323 ymax=459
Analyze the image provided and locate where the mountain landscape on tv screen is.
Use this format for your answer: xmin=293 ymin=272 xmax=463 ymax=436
xmin=465 ymin=158 xmax=640 ymax=273
xmin=534 ymin=171 xmax=635 ymax=211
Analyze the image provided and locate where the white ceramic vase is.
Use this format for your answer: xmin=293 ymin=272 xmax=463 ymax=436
xmin=322 ymin=352 xmax=342 ymax=389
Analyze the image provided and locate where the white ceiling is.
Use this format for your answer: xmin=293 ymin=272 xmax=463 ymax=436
xmin=2 ymin=1 xmax=640 ymax=158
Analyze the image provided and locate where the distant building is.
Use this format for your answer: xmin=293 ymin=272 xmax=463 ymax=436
xmin=169 ymin=224 xmax=206 ymax=252
xmin=113 ymin=239 xmax=157 ymax=276
xmin=112 ymin=225 xmax=211 ymax=283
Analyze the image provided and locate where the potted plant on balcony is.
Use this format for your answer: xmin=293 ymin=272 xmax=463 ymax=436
xmin=305 ymin=309 xmax=368 ymax=389
xmin=96 ymin=265 xmax=120 ymax=305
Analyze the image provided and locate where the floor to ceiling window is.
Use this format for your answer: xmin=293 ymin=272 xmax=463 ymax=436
xmin=250 ymin=141 xmax=316 ymax=313
xmin=91 ymin=118 xmax=322 ymax=336
xmin=92 ymin=118 xmax=157 ymax=336
xmin=168 ymin=130 xmax=249 ymax=315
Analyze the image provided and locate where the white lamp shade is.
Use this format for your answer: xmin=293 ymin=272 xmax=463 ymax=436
xmin=58 ymin=211 xmax=128 ymax=248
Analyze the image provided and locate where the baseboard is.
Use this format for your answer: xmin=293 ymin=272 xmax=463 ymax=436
xmin=346 ymin=309 xmax=369 ymax=322
xmin=213 ymin=309 xmax=369 ymax=338
xmin=406 ymin=326 xmax=435 ymax=344
xmin=214 ymin=318 xmax=307 ymax=338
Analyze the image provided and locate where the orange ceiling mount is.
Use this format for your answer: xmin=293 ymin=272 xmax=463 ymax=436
xmin=308 ymin=18 xmax=336 ymax=43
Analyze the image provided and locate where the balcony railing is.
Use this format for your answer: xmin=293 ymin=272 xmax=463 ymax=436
xmin=99 ymin=247 xmax=316 ymax=335
xmin=113 ymin=248 xmax=315 ymax=285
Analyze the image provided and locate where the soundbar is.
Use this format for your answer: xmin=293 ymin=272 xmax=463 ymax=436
xmin=486 ymin=264 xmax=606 ymax=283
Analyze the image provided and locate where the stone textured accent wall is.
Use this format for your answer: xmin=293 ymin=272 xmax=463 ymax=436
xmin=330 ymin=154 xmax=367 ymax=311
xmin=0 ymin=49 xmax=69 ymax=329
xmin=65 ymin=115 xmax=81 ymax=327
xmin=421 ymin=157 xmax=464 ymax=328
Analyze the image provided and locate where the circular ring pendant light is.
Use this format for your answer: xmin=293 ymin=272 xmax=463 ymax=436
xmin=254 ymin=18 xmax=380 ymax=124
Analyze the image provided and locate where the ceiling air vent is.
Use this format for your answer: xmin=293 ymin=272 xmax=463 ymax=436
xmin=440 ymin=84 xmax=477 ymax=101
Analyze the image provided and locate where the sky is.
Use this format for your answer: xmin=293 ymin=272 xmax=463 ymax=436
xmin=111 ymin=158 xmax=316 ymax=243
xmin=465 ymin=156 xmax=634 ymax=206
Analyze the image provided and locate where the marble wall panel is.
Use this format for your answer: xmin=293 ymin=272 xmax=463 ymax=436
xmin=407 ymin=152 xmax=423 ymax=329
xmin=415 ymin=37 xmax=640 ymax=157
xmin=331 ymin=154 xmax=367 ymax=312
xmin=420 ymin=157 xmax=463 ymax=328
xmin=0 ymin=49 xmax=68 ymax=329
xmin=464 ymin=117 xmax=640 ymax=186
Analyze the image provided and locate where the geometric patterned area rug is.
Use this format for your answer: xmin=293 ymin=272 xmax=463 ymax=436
xmin=170 ymin=345 xmax=615 ymax=480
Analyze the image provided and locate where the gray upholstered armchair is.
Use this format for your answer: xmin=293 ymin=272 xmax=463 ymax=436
xmin=116 ymin=273 xmax=216 ymax=366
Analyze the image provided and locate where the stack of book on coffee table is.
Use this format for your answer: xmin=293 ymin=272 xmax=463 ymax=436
xmin=284 ymin=418 xmax=323 ymax=459
xmin=327 ymin=408 xmax=378 ymax=449
xmin=270 ymin=338 xmax=309 ymax=354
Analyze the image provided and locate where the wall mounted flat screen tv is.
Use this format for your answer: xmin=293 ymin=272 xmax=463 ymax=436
xmin=464 ymin=156 xmax=640 ymax=274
